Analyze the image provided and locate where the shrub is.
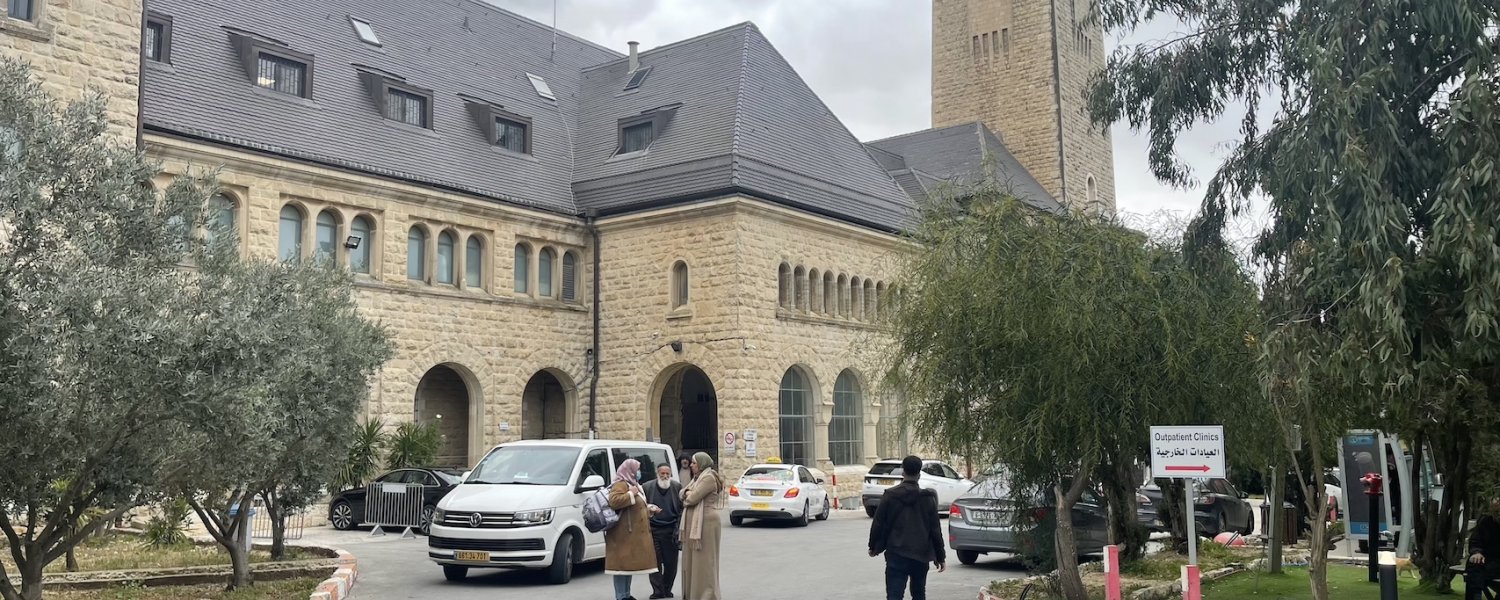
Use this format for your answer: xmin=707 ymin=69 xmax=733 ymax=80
xmin=385 ymin=421 xmax=440 ymax=470
xmin=144 ymin=498 xmax=192 ymax=548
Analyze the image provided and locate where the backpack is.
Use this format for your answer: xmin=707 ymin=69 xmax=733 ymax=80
xmin=582 ymin=486 xmax=619 ymax=533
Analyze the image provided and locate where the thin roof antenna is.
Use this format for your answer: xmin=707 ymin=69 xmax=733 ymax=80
xmin=550 ymin=0 xmax=558 ymax=61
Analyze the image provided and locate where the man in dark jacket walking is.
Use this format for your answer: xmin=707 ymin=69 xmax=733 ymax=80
xmin=1467 ymin=497 xmax=1500 ymax=600
xmin=643 ymin=464 xmax=684 ymax=599
xmin=868 ymin=455 xmax=946 ymax=600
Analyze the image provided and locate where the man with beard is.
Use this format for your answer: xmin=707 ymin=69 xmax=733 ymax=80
xmin=644 ymin=464 xmax=684 ymax=599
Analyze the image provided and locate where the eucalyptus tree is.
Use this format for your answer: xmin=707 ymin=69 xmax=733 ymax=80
xmin=884 ymin=181 xmax=1260 ymax=599
xmin=1089 ymin=0 xmax=1500 ymax=591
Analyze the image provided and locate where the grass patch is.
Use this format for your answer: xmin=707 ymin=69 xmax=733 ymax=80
xmin=1206 ymin=565 xmax=1449 ymax=599
xmin=1122 ymin=539 xmax=1254 ymax=581
xmin=48 ymin=577 xmax=324 ymax=600
xmin=1 ymin=531 xmax=310 ymax=574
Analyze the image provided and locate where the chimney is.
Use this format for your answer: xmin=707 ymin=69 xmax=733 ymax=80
xmin=628 ymin=41 xmax=640 ymax=73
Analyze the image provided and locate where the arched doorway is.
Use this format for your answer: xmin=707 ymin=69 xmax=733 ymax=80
xmin=522 ymin=370 xmax=573 ymax=439
xmin=415 ymin=364 xmax=471 ymax=468
xmin=655 ymin=365 xmax=718 ymax=464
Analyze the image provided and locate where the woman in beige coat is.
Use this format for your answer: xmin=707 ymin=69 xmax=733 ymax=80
xmin=679 ymin=452 xmax=722 ymax=600
xmin=606 ymin=458 xmax=658 ymax=600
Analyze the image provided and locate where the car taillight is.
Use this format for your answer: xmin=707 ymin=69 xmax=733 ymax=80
xmin=949 ymin=504 xmax=962 ymax=517
xmin=729 ymin=485 xmax=739 ymax=497
xmin=1198 ymin=495 xmax=1216 ymax=505
xmin=784 ymin=487 xmax=800 ymax=499
xmin=1033 ymin=507 xmax=1051 ymax=521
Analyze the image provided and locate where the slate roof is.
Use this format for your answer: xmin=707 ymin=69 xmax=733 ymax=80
xmin=865 ymin=122 xmax=1064 ymax=214
xmin=140 ymin=0 xmax=1044 ymax=231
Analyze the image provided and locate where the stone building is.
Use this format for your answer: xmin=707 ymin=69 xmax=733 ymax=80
xmin=4 ymin=0 xmax=1113 ymax=494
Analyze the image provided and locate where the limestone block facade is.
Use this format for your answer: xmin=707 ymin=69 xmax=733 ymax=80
xmin=932 ymin=0 xmax=1116 ymax=214
xmin=1 ymin=0 xmax=143 ymax=136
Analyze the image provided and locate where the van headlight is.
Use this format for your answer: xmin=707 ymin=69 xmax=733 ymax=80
xmin=512 ymin=509 xmax=554 ymax=525
xmin=432 ymin=508 xmax=447 ymax=523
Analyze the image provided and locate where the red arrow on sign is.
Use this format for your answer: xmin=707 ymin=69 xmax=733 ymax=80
xmin=1165 ymin=465 xmax=1211 ymax=472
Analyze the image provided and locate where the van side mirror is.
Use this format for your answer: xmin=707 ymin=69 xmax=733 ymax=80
xmin=580 ymin=475 xmax=605 ymax=491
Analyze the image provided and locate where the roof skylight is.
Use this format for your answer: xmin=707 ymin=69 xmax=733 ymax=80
xmin=527 ymin=73 xmax=556 ymax=101
xmin=624 ymin=66 xmax=653 ymax=91
xmin=349 ymin=17 xmax=380 ymax=46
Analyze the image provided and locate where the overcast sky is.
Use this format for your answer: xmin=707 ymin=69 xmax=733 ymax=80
xmin=492 ymin=0 xmax=1254 ymax=223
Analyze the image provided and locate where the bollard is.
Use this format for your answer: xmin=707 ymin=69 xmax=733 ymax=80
xmin=1181 ymin=564 xmax=1201 ymax=600
xmin=1362 ymin=472 xmax=1384 ymax=583
xmin=1378 ymin=552 xmax=1398 ymax=600
xmin=1104 ymin=545 xmax=1122 ymax=600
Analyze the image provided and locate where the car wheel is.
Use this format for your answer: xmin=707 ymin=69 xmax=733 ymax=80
xmin=329 ymin=500 xmax=356 ymax=531
xmin=1216 ymin=510 xmax=1230 ymax=536
xmin=419 ymin=505 xmax=435 ymax=536
xmin=546 ymin=532 xmax=575 ymax=585
xmin=442 ymin=565 xmax=468 ymax=582
xmin=730 ymin=515 xmax=744 ymax=527
xmin=865 ymin=506 xmax=876 ymax=518
xmin=817 ymin=497 xmax=831 ymax=521
xmin=795 ymin=501 xmax=810 ymax=527
xmin=957 ymin=550 xmax=979 ymax=565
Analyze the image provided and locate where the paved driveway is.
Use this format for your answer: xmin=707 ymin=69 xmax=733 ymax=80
xmin=302 ymin=510 xmax=1029 ymax=600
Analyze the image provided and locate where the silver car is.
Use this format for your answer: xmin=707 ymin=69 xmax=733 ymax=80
xmin=947 ymin=480 xmax=1111 ymax=565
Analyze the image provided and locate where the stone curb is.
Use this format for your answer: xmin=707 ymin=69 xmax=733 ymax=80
xmin=307 ymin=548 xmax=359 ymax=600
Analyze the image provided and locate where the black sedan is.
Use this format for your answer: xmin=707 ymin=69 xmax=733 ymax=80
xmin=1140 ymin=478 xmax=1254 ymax=537
xmin=328 ymin=468 xmax=465 ymax=534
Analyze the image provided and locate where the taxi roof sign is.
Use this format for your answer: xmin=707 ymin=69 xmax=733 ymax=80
xmin=765 ymin=457 xmax=782 ymax=464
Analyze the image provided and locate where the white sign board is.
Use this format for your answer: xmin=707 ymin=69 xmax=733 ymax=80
xmin=743 ymin=429 xmax=757 ymax=442
xmin=498 ymin=421 xmax=511 ymax=433
xmin=723 ymin=431 xmax=737 ymax=450
xmin=1150 ymin=425 xmax=1226 ymax=479
xmin=745 ymin=440 xmax=757 ymax=458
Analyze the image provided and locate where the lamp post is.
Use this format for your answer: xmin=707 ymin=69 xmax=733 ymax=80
xmin=1361 ymin=472 xmax=1384 ymax=583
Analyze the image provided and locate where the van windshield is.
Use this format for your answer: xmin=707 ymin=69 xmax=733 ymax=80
xmin=468 ymin=446 xmax=581 ymax=485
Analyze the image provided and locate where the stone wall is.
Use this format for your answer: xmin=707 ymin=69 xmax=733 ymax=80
xmin=932 ymin=0 xmax=1115 ymax=214
xmin=2 ymin=0 xmax=143 ymax=138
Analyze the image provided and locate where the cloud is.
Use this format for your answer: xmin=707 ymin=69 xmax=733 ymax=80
xmin=488 ymin=0 xmax=1251 ymax=222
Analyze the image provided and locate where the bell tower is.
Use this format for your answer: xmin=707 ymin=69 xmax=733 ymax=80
xmin=931 ymin=0 xmax=1115 ymax=214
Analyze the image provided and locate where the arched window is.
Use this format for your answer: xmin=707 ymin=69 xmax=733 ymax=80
xmin=407 ymin=226 xmax=427 ymax=281
xmin=824 ymin=272 xmax=836 ymax=314
xmin=831 ymin=371 xmax=864 ymax=465
xmin=875 ymin=282 xmax=887 ymax=319
xmin=315 ymin=210 xmax=339 ymax=262
xmin=465 ymin=236 xmax=484 ymax=288
xmin=539 ymin=247 xmax=555 ymax=297
xmin=793 ymin=266 xmax=806 ymax=312
xmin=779 ymin=368 xmax=814 ymax=467
xmin=350 ymin=216 xmax=373 ymax=274
xmin=671 ymin=261 xmax=689 ymax=308
xmin=562 ymin=251 xmax=578 ymax=301
xmin=436 ymin=231 xmax=456 ymax=285
xmin=808 ymin=269 xmax=822 ymax=314
xmin=1087 ymin=175 xmax=1098 ymax=208
xmin=778 ymin=263 xmax=791 ymax=308
xmin=865 ymin=280 xmax=878 ymax=320
xmin=278 ymin=205 xmax=303 ymax=262
xmin=206 ymin=194 xmax=236 ymax=247
xmin=878 ymin=391 xmax=906 ymax=459
xmin=513 ymin=243 xmax=530 ymax=294
xmin=837 ymin=274 xmax=849 ymax=317
xmin=851 ymin=277 xmax=864 ymax=320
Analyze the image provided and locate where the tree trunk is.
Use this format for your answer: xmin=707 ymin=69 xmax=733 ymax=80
xmin=1415 ymin=421 xmax=1472 ymax=591
xmin=269 ymin=505 xmax=286 ymax=561
xmin=17 ymin=552 xmax=45 ymax=600
xmin=1053 ymin=483 xmax=1088 ymax=600
xmin=64 ymin=545 xmax=77 ymax=572
xmin=1099 ymin=458 xmax=1146 ymax=561
xmin=1158 ymin=478 xmax=1189 ymax=553
xmin=1300 ymin=425 xmax=1331 ymax=600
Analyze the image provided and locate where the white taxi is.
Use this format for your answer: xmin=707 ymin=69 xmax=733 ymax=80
xmin=726 ymin=461 xmax=831 ymax=527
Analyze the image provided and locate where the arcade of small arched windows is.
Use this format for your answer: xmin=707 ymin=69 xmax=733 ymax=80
xmin=776 ymin=262 xmax=890 ymax=322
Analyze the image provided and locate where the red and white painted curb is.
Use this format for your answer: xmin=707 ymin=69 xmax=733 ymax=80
xmin=308 ymin=547 xmax=358 ymax=600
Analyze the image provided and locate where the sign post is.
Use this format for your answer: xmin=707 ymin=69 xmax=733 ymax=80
xmin=1151 ymin=425 xmax=1226 ymax=600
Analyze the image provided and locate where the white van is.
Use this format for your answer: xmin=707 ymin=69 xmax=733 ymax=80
xmin=428 ymin=439 xmax=678 ymax=584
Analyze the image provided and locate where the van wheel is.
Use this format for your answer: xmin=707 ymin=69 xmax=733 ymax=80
xmin=546 ymin=532 xmax=575 ymax=585
xmin=730 ymin=516 xmax=744 ymax=527
xmin=957 ymin=550 xmax=979 ymax=565
xmin=442 ymin=565 xmax=467 ymax=581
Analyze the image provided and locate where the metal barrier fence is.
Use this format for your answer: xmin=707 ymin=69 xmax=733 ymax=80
xmin=248 ymin=497 xmax=305 ymax=542
xmin=364 ymin=482 xmax=425 ymax=538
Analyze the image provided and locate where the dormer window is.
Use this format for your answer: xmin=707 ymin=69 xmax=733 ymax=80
xmin=461 ymin=95 xmax=532 ymax=155
xmin=495 ymin=117 xmax=528 ymax=153
xmin=349 ymin=17 xmax=380 ymax=46
xmin=623 ymin=66 xmax=653 ymax=91
xmin=228 ymin=29 xmax=314 ymax=99
xmin=144 ymin=14 xmax=173 ymax=63
xmin=619 ymin=121 xmax=653 ymax=154
xmin=385 ymin=88 xmax=428 ymax=127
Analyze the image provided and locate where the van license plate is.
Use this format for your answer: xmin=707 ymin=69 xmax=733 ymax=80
xmin=751 ymin=503 xmax=770 ymax=510
xmin=454 ymin=551 xmax=488 ymax=562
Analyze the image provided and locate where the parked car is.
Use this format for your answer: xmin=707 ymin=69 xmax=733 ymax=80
xmin=427 ymin=439 xmax=678 ymax=584
xmin=327 ymin=468 xmax=466 ymax=534
xmin=861 ymin=459 xmax=973 ymax=517
xmin=1136 ymin=491 xmax=1166 ymax=532
xmin=727 ymin=462 xmax=831 ymax=527
xmin=948 ymin=479 xmax=1110 ymax=565
xmin=1140 ymin=478 xmax=1254 ymax=537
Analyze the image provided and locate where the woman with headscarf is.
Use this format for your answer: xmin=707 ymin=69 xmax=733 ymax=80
xmin=678 ymin=455 xmax=694 ymax=485
xmin=679 ymin=452 xmax=722 ymax=600
xmin=605 ymin=458 xmax=658 ymax=600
